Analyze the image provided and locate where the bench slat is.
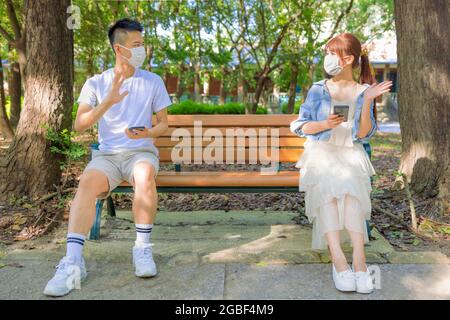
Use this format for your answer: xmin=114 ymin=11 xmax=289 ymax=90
xmin=157 ymin=127 xmax=297 ymax=137
xmin=119 ymin=171 xmax=299 ymax=187
xmin=154 ymin=136 xmax=306 ymax=147
xmin=152 ymin=114 xmax=298 ymax=127
xmin=157 ymin=148 xmax=303 ymax=163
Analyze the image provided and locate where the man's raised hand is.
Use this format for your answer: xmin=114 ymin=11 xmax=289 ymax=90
xmin=105 ymin=68 xmax=129 ymax=106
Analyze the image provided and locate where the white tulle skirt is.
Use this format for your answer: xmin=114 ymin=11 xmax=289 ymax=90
xmin=296 ymin=139 xmax=376 ymax=250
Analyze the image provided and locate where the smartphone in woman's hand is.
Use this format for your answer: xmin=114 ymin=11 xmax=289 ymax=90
xmin=333 ymin=105 xmax=349 ymax=122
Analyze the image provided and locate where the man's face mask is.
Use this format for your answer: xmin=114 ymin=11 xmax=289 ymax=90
xmin=118 ymin=44 xmax=146 ymax=68
xmin=324 ymin=53 xmax=343 ymax=76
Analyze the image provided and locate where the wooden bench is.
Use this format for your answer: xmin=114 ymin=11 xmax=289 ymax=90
xmin=88 ymin=114 xmax=373 ymax=240
xmin=88 ymin=115 xmax=303 ymax=239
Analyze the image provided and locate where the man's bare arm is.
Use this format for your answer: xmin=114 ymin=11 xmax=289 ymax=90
xmin=147 ymin=108 xmax=169 ymax=138
xmin=74 ymin=101 xmax=114 ymax=132
xmin=74 ymin=69 xmax=129 ymax=133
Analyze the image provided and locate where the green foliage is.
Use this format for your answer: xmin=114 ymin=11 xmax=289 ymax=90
xmin=54 ymin=0 xmax=394 ymax=109
xmin=72 ymin=103 xmax=78 ymax=121
xmin=168 ymin=100 xmax=268 ymax=115
xmin=43 ymin=125 xmax=87 ymax=167
xmin=281 ymin=101 xmax=302 ymax=114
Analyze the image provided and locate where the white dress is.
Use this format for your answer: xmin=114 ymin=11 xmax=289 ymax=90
xmin=296 ymin=96 xmax=376 ymax=250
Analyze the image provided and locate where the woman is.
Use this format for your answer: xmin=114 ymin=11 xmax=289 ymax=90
xmin=290 ymin=33 xmax=392 ymax=294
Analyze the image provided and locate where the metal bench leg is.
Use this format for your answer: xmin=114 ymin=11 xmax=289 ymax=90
xmin=89 ymin=199 xmax=104 ymax=240
xmin=366 ymin=220 xmax=372 ymax=238
xmin=106 ymin=195 xmax=116 ymax=217
xmin=363 ymin=142 xmax=373 ymax=239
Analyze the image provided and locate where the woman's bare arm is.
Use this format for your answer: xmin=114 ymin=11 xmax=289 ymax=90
xmin=302 ymin=114 xmax=344 ymax=135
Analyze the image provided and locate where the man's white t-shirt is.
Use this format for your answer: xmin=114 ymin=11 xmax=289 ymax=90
xmin=77 ymin=67 xmax=172 ymax=156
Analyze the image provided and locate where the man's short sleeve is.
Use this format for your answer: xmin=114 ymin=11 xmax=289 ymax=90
xmin=77 ymin=77 xmax=97 ymax=108
xmin=152 ymin=76 xmax=172 ymax=113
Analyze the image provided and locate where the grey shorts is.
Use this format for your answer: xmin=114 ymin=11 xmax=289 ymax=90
xmin=83 ymin=148 xmax=160 ymax=199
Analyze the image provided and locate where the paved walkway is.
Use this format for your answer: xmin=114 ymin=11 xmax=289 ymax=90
xmin=1 ymin=211 xmax=449 ymax=299
xmin=377 ymin=122 xmax=401 ymax=133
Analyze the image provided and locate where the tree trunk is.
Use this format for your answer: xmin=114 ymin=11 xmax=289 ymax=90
xmin=237 ymin=65 xmax=245 ymax=103
xmin=8 ymin=61 xmax=21 ymax=128
xmin=193 ymin=62 xmax=202 ymax=102
xmin=103 ymin=49 xmax=111 ymax=71
xmin=176 ymin=76 xmax=184 ymax=100
xmin=394 ymin=0 xmax=450 ymax=215
xmin=219 ymin=67 xmax=227 ymax=105
xmin=219 ymin=82 xmax=227 ymax=105
xmin=287 ymin=62 xmax=299 ymax=114
xmin=251 ymin=72 xmax=268 ymax=113
xmin=86 ymin=48 xmax=95 ymax=77
xmin=0 ymin=54 xmax=14 ymax=140
xmin=0 ymin=0 xmax=74 ymax=201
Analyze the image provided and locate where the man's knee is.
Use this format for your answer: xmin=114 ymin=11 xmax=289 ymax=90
xmin=133 ymin=163 xmax=157 ymax=192
xmin=78 ymin=170 xmax=109 ymax=196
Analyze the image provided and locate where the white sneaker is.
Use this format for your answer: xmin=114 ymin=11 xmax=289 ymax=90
xmin=332 ymin=264 xmax=356 ymax=292
xmin=43 ymin=256 xmax=87 ymax=297
xmin=133 ymin=242 xmax=157 ymax=278
xmin=353 ymin=265 xmax=374 ymax=294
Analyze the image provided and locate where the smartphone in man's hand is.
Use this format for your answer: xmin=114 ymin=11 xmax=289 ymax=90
xmin=333 ymin=105 xmax=350 ymax=122
xmin=128 ymin=126 xmax=146 ymax=131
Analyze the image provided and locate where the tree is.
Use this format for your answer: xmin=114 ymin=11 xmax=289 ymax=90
xmin=394 ymin=0 xmax=450 ymax=215
xmin=0 ymin=52 xmax=14 ymax=140
xmin=0 ymin=0 xmax=74 ymax=200
xmin=0 ymin=0 xmax=26 ymax=77
xmin=279 ymin=0 xmax=394 ymax=113
xmin=215 ymin=0 xmax=252 ymax=104
xmin=0 ymin=0 xmax=25 ymax=127
xmin=7 ymin=44 xmax=21 ymax=128
xmin=243 ymin=0 xmax=303 ymax=113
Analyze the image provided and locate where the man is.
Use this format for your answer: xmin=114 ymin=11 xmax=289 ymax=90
xmin=44 ymin=18 xmax=171 ymax=297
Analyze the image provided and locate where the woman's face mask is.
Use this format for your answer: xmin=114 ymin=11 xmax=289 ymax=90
xmin=324 ymin=53 xmax=343 ymax=76
xmin=118 ymin=44 xmax=146 ymax=68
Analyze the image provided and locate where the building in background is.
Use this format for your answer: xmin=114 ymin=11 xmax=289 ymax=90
xmin=366 ymin=33 xmax=399 ymax=122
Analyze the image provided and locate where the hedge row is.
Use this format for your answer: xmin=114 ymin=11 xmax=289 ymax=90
xmin=167 ymin=100 xmax=268 ymax=114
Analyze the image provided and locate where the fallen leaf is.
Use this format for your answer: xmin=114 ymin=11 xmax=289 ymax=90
xmin=0 ymin=217 xmax=13 ymax=228
xmin=16 ymin=217 xmax=28 ymax=225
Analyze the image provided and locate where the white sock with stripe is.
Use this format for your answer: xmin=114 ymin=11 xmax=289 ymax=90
xmin=135 ymin=224 xmax=153 ymax=245
xmin=66 ymin=233 xmax=86 ymax=263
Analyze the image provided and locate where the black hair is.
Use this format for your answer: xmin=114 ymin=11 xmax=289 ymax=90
xmin=108 ymin=18 xmax=143 ymax=49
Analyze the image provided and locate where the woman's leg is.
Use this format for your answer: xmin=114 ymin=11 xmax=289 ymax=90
xmin=344 ymin=194 xmax=367 ymax=272
xmin=326 ymin=231 xmax=349 ymax=272
xmin=347 ymin=229 xmax=367 ymax=271
xmin=324 ymin=198 xmax=349 ymax=272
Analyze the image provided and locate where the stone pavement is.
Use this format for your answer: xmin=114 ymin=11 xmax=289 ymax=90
xmin=0 ymin=210 xmax=449 ymax=299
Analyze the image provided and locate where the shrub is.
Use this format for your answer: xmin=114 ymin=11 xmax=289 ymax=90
xmin=281 ymin=101 xmax=301 ymax=114
xmin=43 ymin=125 xmax=87 ymax=170
xmin=167 ymin=100 xmax=268 ymax=115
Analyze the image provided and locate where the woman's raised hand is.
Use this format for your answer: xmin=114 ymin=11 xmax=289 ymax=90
xmin=363 ymin=81 xmax=393 ymax=102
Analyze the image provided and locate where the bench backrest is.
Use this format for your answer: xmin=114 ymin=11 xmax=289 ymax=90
xmin=152 ymin=115 xmax=305 ymax=165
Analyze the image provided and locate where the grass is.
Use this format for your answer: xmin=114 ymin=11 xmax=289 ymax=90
xmin=371 ymin=132 xmax=402 ymax=152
